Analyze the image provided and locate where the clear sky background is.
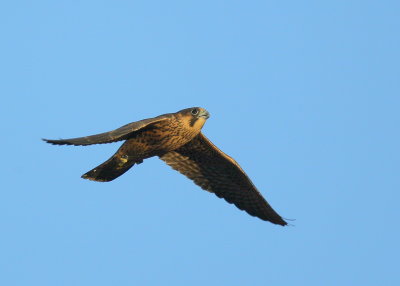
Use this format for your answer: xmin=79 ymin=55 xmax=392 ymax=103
xmin=1 ymin=1 xmax=399 ymax=285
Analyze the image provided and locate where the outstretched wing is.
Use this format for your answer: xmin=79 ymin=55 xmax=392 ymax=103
xmin=159 ymin=133 xmax=287 ymax=225
xmin=43 ymin=115 xmax=171 ymax=146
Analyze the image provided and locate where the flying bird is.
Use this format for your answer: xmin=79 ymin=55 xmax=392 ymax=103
xmin=43 ymin=107 xmax=287 ymax=226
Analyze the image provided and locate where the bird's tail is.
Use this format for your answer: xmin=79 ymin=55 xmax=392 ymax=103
xmin=81 ymin=152 xmax=137 ymax=182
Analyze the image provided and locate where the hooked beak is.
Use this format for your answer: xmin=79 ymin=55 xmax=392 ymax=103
xmin=199 ymin=109 xmax=210 ymax=119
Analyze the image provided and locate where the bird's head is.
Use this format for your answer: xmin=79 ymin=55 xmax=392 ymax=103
xmin=177 ymin=107 xmax=210 ymax=131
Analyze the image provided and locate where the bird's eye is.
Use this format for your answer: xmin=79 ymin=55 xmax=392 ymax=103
xmin=191 ymin=109 xmax=199 ymax=115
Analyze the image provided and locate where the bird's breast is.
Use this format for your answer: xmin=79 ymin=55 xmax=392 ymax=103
xmin=129 ymin=119 xmax=201 ymax=156
xmin=149 ymin=124 xmax=198 ymax=151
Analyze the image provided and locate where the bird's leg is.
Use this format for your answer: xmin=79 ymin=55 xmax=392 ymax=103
xmin=117 ymin=154 xmax=130 ymax=168
xmin=121 ymin=154 xmax=143 ymax=165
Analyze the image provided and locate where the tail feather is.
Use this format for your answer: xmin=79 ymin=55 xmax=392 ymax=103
xmin=82 ymin=154 xmax=136 ymax=182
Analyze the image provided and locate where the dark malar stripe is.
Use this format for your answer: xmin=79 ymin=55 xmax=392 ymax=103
xmin=189 ymin=117 xmax=198 ymax=127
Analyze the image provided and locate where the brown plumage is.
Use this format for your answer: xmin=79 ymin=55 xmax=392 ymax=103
xmin=43 ymin=107 xmax=287 ymax=225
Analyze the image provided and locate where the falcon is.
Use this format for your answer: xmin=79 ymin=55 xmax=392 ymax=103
xmin=43 ymin=107 xmax=287 ymax=225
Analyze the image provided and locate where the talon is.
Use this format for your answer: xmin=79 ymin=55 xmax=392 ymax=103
xmin=120 ymin=156 xmax=129 ymax=163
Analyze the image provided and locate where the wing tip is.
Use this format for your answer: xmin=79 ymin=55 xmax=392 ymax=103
xmin=42 ymin=138 xmax=64 ymax=145
xmin=42 ymin=137 xmax=87 ymax=146
xmin=42 ymin=138 xmax=72 ymax=146
xmin=262 ymin=211 xmax=289 ymax=226
xmin=274 ymin=218 xmax=288 ymax=226
xmin=255 ymin=211 xmax=288 ymax=226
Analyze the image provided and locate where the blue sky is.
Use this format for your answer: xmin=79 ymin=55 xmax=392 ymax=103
xmin=1 ymin=1 xmax=399 ymax=285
